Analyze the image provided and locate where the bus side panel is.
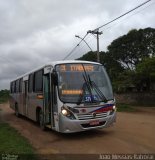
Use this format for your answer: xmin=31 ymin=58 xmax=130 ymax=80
xmin=9 ymin=94 xmax=16 ymax=110
xmin=18 ymin=93 xmax=24 ymax=115
xmin=9 ymin=93 xmax=23 ymax=114
xmin=27 ymin=92 xmax=43 ymax=121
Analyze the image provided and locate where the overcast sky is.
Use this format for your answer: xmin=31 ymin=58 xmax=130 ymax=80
xmin=0 ymin=0 xmax=155 ymax=90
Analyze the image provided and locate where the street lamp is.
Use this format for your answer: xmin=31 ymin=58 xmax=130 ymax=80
xmin=75 ymin=35 xmax=92 ymax=51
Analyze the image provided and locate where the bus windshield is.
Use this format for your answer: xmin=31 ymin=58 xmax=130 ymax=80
xmin=55 ymin=63 xmax=114 ymax=104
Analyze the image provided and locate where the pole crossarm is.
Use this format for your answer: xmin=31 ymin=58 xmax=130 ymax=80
xmin=87 ymin=30 xmax=103 ymax=35
xmin=87 ymin=30 xmax=103 ymax=62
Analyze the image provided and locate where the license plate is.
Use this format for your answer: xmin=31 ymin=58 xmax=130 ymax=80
xmin=89 ymin=120 xmax=100 ymax=126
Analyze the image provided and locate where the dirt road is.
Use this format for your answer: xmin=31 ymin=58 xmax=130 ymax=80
xmin=0 ymin=103 xmax=155 ymax=155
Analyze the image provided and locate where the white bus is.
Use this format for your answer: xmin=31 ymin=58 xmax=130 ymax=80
xmin=10 ymin=60 xmax=116 ymax=133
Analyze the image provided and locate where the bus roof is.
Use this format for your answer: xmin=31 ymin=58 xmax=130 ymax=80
xmin=11 ymin=60 xmax=101 ymax=82
xmin=47 ymin=60 xmax=100 ymax=66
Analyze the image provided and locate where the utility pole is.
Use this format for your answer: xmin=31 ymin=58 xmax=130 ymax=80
xmin=87 ymin=29 xmax=102 ymax=62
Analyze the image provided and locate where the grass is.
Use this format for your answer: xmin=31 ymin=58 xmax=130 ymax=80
xmin=116 ymin=102 xmax=155 ymax=112
xmin=0 ymin=123 xmax=37 ymax=160
xmin=117 ymin=103 xmax=137 ymax=112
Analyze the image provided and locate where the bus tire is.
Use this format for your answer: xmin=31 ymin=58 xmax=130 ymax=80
xmin=15 ymin=104 xmax=20 ymax=117
xmin=39 ymin=110 xmax=46 ymax=131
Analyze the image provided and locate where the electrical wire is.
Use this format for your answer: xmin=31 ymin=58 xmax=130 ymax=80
xmin=63 ymin=0 xmax=152 ymax=60
xmin=85 ymin=0 xmax=155 ymax=51
xmin=100 ymin=1 xmax=155 ymax=33
xmin=63 ymin=33 xmax=88 ymax=60
xmin=93 ymin=0 xmax=152 ymax=31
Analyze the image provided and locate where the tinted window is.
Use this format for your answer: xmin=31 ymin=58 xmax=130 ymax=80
xmin=16 ymin=80 xmax=20 ymax=93
xmin=10 ymin=82 xmax=13 ymax=93
xmin=12 ymin=81 xmax=16 ymax=93
xmin=28 ymin=74 xmax=34 ymax=92
xmin=56 ymin=63 xmax=113 ymax=103
xmin=19 ymin=78 xmax=22 ymax=92
xmin=34 ymin=70 xmax=43 ymax=92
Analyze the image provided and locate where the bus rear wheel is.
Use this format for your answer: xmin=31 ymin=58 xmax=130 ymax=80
xmin=39 ymin=110 xmax=46 ymax=130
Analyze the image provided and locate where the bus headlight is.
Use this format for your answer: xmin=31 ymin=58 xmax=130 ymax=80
xmin=61 ymin=107 xmax=76 ymax=120
xmin=113 ymin=105 xmax=117 ymax=111
xmin=109 ymin=105 xmax=116 ymax=115
xmin=61 ymin=109 xmax=68 ymax=116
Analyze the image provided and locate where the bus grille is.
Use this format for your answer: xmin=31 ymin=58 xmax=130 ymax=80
xmin=77 ymin=112 xmax=108 ymax=120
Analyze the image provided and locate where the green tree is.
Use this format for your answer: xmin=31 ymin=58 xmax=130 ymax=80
xmin=0 ymin=89 xmax=10 ymax=103
xmin=100 ymin=52 xmax=124 ymax=81
xmin=107 ymin=28 xmax=155 ymax=70
xmin=135 ymin=57 xmax=155 ymax=91
xmin=78 ymin=51 xmax=97 ymax=62
xmin=78 ymin=51 xmax=124 ymax=81
xmin=77 ymin=51 xmax=125 ymax=92
xmin=77 ymin=28 xmax=155 ymax=92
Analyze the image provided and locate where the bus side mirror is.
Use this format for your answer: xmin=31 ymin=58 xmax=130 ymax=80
xmin=52 ymin=71 xmax=58 ymax=86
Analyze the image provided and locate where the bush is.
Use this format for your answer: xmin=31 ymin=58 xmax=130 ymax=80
xmin=0 ymin=90 xmax=10 ymax=103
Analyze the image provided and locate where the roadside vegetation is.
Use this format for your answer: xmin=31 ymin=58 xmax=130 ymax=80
xmin=0 ymin=92 xmax=37 ymax=159
xmin=0 ymin=122 xmax=37 ymax=160
xmin=116 ymin=103 xmax=137 ymax=112
xmin=0 ymin=90 xmax=9 ymax=104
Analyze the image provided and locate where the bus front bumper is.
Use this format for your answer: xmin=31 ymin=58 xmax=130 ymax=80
xmin=59 ymin=112 xmax=116 ymax=133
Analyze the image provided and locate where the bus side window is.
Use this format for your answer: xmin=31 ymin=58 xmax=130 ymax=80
xmin=34 ymin=70 xmax=43 ymax=92
xmin=16 ymin=79 xmax=20 ymax=93
xmin=10 ymin=82 xmax=13 ymax=93
xmin=19 ymin=78 xmax=23 ymax=93
xmin=28 ymin=74 xmax=34 ymax=93
xmin=13 ymin=81 xmax=16 ymax=93
xmin=11 ymin=82 xmax=14 ymax=93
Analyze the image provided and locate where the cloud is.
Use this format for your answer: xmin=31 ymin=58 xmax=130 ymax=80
xmin=0 ymin=0 xmax=155 ymax=89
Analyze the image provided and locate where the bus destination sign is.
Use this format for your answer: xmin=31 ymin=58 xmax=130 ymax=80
xmin=60 ymin=64 xmax=94 ymax=72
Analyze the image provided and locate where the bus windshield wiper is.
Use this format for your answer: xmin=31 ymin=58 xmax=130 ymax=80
xmin=77 ymin=64 xmax=107 ymax=105
xmin=76 ymin=64 xmax=94 ymax=105
xmin=76 ymin=74 xmax=93 ymax=105
xmin=87 ymin=74 xmax=107 ymax=103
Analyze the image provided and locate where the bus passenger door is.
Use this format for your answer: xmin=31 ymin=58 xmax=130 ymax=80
xmin=43 ymin=74 xmax=55 ymax=127
xmin=51 ymin=74 xmax=59 ymax=130
xmin=23 ymin=80 xmax=28 ymax=116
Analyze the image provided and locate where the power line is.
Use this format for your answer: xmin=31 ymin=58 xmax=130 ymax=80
xmin=75 ymin=35 xmax=93 ymax=51
xmin=63 ymin=33 xmax=88 ymax=60
xmin=63 ymin=0 xmax=152 ymax=60
xmin=100 ymin=1 xmax=155 ymax=33
xmin=93 ymin=0 xmax=152 ymax=31
xmin=76 ymin=0 xmax=154 ymax=59
xmin=85 ymin=0 xmax=155 ymax=49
